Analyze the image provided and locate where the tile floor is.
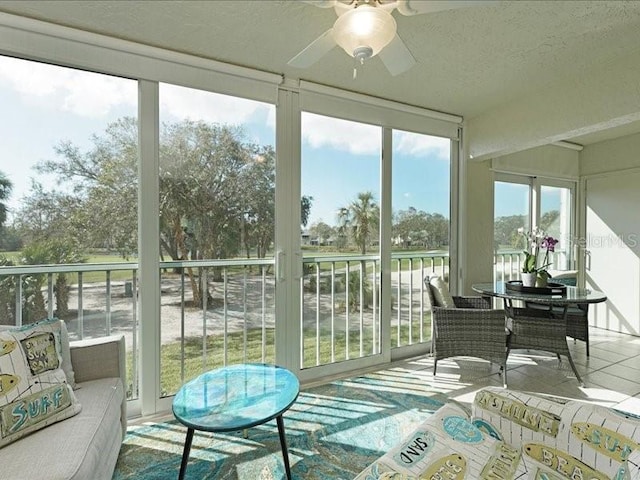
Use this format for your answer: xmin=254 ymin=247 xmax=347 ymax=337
xmin=395 ymin=326 xmax=640 ymax=413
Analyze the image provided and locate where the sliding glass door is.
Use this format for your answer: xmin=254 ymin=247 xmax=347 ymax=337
xmin=494 ymin=174 xmax=575 ymax=281
xmin=494 ymin=176 xmax=531 ymax=281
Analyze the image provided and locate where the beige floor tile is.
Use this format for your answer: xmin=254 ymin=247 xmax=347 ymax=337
xmin=583 ymin=370 xmax=640 ymax=396
xmin=599 ymin=363 xmax=640 ymax=383
xmin=587 ymin=346 xmax=633 ymax=363
xmin=569 ymin=353 xmax=613 ymax=371
xmin=618 ymin=356 xmax=640 ymax=370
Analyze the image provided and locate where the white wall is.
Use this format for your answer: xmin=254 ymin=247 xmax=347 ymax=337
xmin=467 ymin=48 xmax=640 ymax=161
xmin=580 ymin=133 xmax=640 ymax=335
xmin=462 ymin=159 xmax=494 ymax=294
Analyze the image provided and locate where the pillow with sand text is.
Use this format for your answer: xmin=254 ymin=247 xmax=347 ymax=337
xmin=0 ymin=318 xmax=81 ymax=448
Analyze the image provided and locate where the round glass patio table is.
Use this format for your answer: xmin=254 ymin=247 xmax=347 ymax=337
xmin=471 ymin=281 xmax=607 ymax=306
xmin=472 ymin=282 xmax=607 ymax=387
xmin=172 ymin=363 xmax=300 ymax=480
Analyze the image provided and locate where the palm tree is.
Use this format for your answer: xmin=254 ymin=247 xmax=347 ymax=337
xmin=0 ymin=171 xmax=12 ymax=229
xmin=337 ymin=191 xmax=380 ymax=255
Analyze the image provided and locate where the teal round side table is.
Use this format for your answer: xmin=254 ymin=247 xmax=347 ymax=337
xmin=172 ymin=363 xmax=300 ymax=479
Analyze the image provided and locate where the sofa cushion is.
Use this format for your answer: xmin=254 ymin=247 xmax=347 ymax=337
xmin=429 ymin=276 xmax=455 ymax=308
xmin=0 ymin=377 xmax=124 ymax=480
xmin=0 ymin=319 xmax=81 ymax=448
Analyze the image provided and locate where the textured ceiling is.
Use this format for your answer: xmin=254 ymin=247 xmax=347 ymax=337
xmin=1 ymin=0 xmax=640 ymax=135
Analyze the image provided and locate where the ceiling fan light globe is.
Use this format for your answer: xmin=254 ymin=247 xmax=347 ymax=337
xmin=332 ymin=5 xmax=397 ymax=58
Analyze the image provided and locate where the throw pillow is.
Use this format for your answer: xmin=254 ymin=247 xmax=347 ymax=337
xmin=0 ymin=318 xmax=76 ymax=389
xmin=0 ymin=318 xmax=82 ymax=448
xmin=429 ymin=276 xmax=455 ymax=308
xmin=473 ymin=387 xmax=640 ymax=480
xmin=354 ymin=401 xmax=528 ymax=479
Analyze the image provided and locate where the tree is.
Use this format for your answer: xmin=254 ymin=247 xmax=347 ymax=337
xmin=36 ymin=117 xmax=139 ymax=258
xmin=309 ymin=221 xmax=335 ymax=246
xmin=0 ymin=171 xmax=12 ymax=230
xmin=301 ymin=195 xmax=313 ymax=228
xmin=540 ymin=210 xmax=560 ymax=235
xmin=0 ymin=225 xmax=21 ymax=251
xmin=337 ymin=191 xmax=379 ymax=254
xmin=393 ymin=207 xmax=427 ymax=248
xmin=494 ymin=214 xmax=526 ymax=249
xmin=240 ymin=146 xmax=275 ymax=260
xmin=0 ymin=256 xmax=17 ymax=325
xmin=425 ymin=212 xmax=449 ymax=248
xmin=22 ymin=117 xmax=317 ymax=308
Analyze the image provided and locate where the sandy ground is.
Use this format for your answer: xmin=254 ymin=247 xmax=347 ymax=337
xmin=62 ymin=267 xmax=445 ymax=351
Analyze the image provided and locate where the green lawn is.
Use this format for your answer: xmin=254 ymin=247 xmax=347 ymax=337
xmin=127 ymin=315 xmax=433 ymax=398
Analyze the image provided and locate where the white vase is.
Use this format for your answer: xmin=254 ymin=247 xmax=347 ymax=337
xmin=521 ymin=272 xmax=537 ymax=287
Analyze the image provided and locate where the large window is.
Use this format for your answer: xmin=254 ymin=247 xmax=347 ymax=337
xmin=540 ymin=184 xmax=573 ymax=270
xmin=494 ymin=179 xmax=531 ymax=281
xmin=0 ymin=54 xmax=139 ymax=394
xmin=494 ymin=175 xmax=574 ymax=281
xmin=391 ymin=130 xmax=450 ymax=347
xmin=300 ymin=112 xmax=381 ymax=367
xmin=158 ymin=83 xmax=276 ymax=395
xmin=0 ymin=20 xmax=461 ymax=412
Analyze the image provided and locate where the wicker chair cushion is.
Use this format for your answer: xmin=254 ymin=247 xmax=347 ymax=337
xmin=429 ymin=276 xmax=455 ymax=308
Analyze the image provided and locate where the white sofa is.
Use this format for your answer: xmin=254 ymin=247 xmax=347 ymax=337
xmin=355 ymin=387 xmax=640 ymax=479
xmin=0 ymin=335 xmax=127 ymax=480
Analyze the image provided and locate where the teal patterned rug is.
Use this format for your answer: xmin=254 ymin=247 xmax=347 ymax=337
xmin=112 ymin=368 xmax=446 ymax=480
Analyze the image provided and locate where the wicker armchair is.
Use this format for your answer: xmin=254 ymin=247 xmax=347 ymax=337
xmin=506 ymin=306 xmax=584 ymax=386
xmin=425 ymin=276 xmax=508 ymax=387
xmin=524 ymin=273 xmax=589 ymax=356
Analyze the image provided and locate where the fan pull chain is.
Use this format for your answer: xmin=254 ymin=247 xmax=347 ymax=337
xmin=353 ymin=56 xmax=366 ymax=80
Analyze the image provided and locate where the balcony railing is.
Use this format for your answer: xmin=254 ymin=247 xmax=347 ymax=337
xmin=0 ymin=250 xmax=449 ymax=399
xmin=493 ymin=248 xmax=572 ymax=281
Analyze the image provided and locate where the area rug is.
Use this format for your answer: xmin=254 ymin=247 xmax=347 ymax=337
xmin=112 ymin=366 xmax=448 ymax=479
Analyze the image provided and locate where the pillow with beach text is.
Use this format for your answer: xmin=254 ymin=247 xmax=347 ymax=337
xmin=0 ymin=318 xmax=81 ymax=448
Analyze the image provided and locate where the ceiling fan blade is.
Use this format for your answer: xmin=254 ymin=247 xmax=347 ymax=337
xmin=378 ymin=34 xmax=416 ymax=76
xmin=396 ymin=0 xmax=497 ymax=16
xmin=288 ymin=28 xmax=337 ymax=68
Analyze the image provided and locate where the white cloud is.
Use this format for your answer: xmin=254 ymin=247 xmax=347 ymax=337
xmin=302 ymin=113 xmax=381 ymax=155
xmin=0 ymin=56 xmax=136 ymax=117
xmin=0 ymin=57 xmax=273 ymax=125
xmin=395 ymin=130 xmax=450 ymax=159
xmin=301 ymin=112 xmax=450 ymax=158
xmin=160 ymin=83 xmax=272 ymax=126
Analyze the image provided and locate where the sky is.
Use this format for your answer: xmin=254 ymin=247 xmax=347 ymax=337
xmin=0 ymin=54 xmax=505 ymax=230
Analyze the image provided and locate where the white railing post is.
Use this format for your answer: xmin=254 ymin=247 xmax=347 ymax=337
xmin=330 ymin=262 xmax=336 ymax=362
xmin=47 ymin=273 xmax=54 ymax=318
xmin=243 ymin=269 xmax=248 ymax=362
xmin=345 ymin=261 xmax=350 ymax=360
xmin=408 ymin=258 xmax=414 ymax=345
xmin=315 ymin=262 xmax=321 ymax=366
xmin=372 ymin=261 xmax=377 ymax=355
xmin=396 ymin=260 xmax=401 ymax=347
xmin=77 ymin=272 xmax=83 ymax=340
xmin=180 ymin=269 xmax=185 ymax=384
xmin=15 ymin=275 xmax=22 ymax=327
xmin=106 ymin=271 xmax=111 ymax=335
xmin=261 ymin=266 xmax=266 ymax=363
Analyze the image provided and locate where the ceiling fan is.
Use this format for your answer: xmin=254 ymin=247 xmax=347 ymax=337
xmin=288 ymin=0 xmax=487 ymax=77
